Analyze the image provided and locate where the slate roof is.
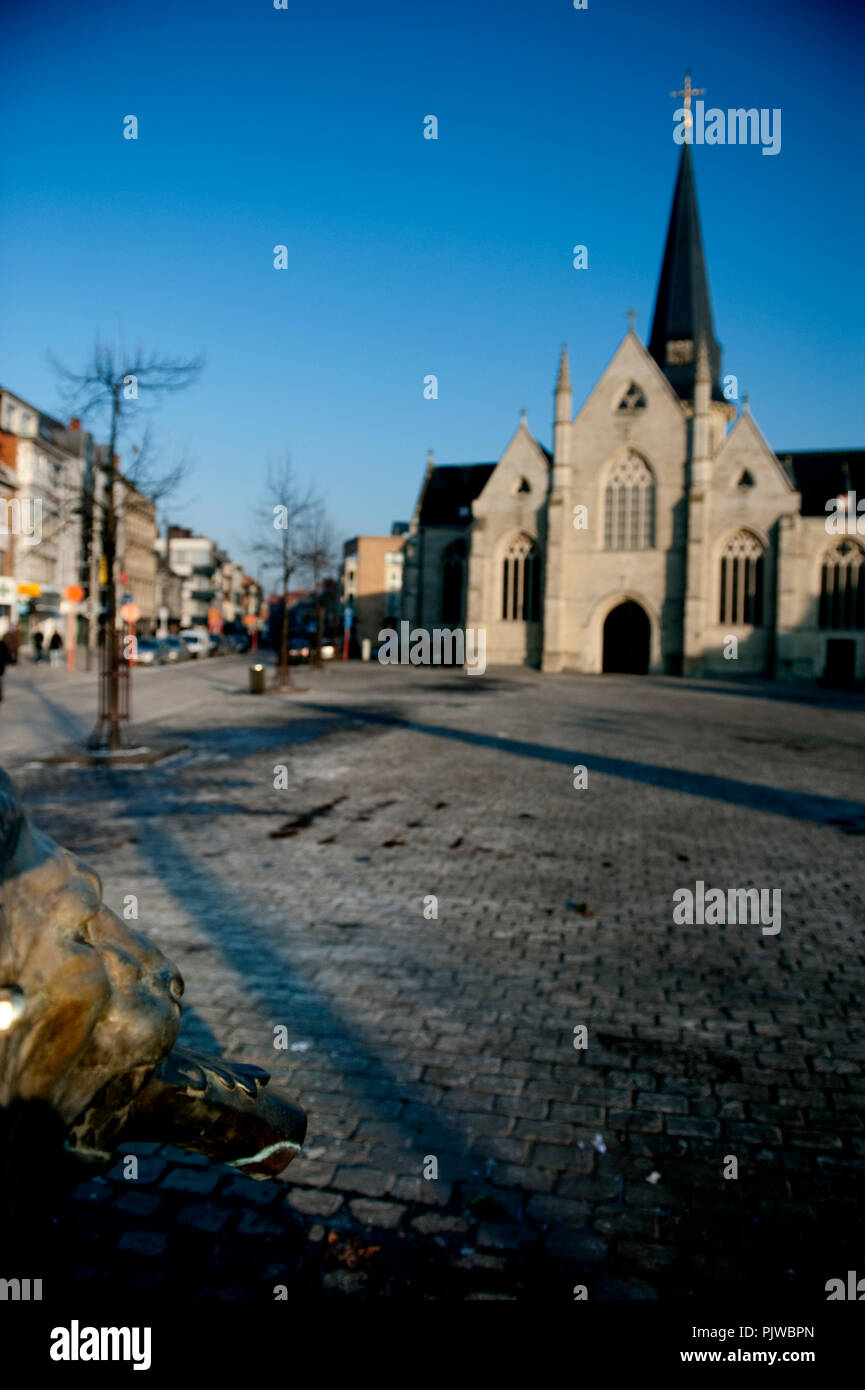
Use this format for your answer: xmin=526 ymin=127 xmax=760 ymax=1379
xmin=777 ymin=449 xmax=865 ymax=516
xmin=648 ymin=143 xmax=724 ymax=402
xmin=418 ymin=464 xmax=496 ymax=526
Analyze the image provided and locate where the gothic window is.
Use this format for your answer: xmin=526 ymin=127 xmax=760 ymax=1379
xmin=736 ymin=469 xmax=755 ymax=489
xmin=501 ymin=534 xmax=540 ymax=622
xmin=604 ymin=452 xmax=655 ymax=551
xmin=616 ymin=382 xmax=647 ymax=412
xmin=514 ymin=476 xmax=531 ymax=494
xmin=441 ymin=539 xmax=466 ymax=626
xmin=719 ymin=530 xmax=765 ymax=626
xmin=819 ymin=541 xmax=865 ymax=630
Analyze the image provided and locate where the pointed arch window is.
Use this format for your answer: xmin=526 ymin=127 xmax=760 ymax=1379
xmin=441 ymin=539 xmax=466 ymax=627
xmin=501 ymin=534 xmax=541 ymax=622
xmin=819 ymin=541 xmax=865 ymax=630
xmin=719 ymin=531 xmax=765 ymax=626
xmin=604 ymin=452 xmax=655 ymax=551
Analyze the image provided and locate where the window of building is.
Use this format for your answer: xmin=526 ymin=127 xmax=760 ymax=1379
xmin=604 ymin=452 xmax=655 ymax=551
xmin=719 ymin=530 xmax=765 ymax=626
xmin=442 ymin=539 xmax=466 ymax=626
xmin=616 ymin=382 xmax=647 ymax=412
xmin=501 ymin=534 xmax=540 ymax=622
xmin=819 ymin=540 xmax=865 ymax=631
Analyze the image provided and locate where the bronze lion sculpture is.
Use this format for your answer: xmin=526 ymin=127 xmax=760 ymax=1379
xmin=0 ymin=769 xmax=306 ymax=1215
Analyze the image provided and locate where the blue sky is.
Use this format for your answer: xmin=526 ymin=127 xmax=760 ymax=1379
xmin=2 ymin=0 xmax=863 ymax=574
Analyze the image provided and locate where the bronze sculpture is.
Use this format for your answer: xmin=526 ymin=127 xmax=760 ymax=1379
xmin=0 ymin=768 xmax=305 ymax=1200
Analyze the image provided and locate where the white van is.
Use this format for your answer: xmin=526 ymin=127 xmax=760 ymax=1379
xmin=179 ymin=628 xmax=212 ymax=659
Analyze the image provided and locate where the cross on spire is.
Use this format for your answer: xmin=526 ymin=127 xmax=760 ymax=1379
xmin=626 ymin=308 xmax=637 ymax=334
xmin=670 ymin=71 xmax=705 ymax=131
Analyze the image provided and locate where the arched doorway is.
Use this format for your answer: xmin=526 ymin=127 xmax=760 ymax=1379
xmin=602 ymin=600 xmax=650 ymax=674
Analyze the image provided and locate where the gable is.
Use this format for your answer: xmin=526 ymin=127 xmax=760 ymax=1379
xmin=713 ymin=412 xmax=797 ymax=499
xmin=569 ymin=333 xmax=688 ymax=476
xmin=575 ymin=333 xmax=687 ymax=425
xmin=474 ymin=424 xmax=551 ymax=512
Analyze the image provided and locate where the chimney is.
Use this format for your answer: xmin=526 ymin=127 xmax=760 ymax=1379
xmin=68 ymin=417 xmax=81 ymax=431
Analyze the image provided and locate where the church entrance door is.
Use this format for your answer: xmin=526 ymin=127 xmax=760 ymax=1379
xmin=602 ymin=601 xmax=650 ymax=674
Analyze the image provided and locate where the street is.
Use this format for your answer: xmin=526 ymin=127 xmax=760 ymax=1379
xmin=3 ymin=657 xmax=864 ymax=1297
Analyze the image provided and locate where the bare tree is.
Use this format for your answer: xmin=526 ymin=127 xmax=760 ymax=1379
xmin=53 ymin=340 xmax=202 ymax=749
xmin=251 ymin=459 xmax=317 ymax=691
xmin=298 ymin=500 xmax=339 ymax=668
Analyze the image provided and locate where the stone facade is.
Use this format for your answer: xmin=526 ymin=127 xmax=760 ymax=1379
xmin=403 ymin=148 xmax=864 ymax=683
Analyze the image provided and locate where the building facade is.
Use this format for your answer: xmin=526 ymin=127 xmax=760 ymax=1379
xmin=342 ymin=530 xmax=407 ymax=648
xmin=403 ymin=145 xmax=864 ymax=683
xmin=118 ymin=479 xmax=157 ymax=634
xmin=0 ymin=389 xmax=88 ymax=641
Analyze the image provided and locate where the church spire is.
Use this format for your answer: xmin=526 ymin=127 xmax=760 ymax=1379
xmin=648 ymin=142 xmax=723 ymax=402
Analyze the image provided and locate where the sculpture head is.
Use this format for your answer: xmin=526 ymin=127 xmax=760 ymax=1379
xmin=0 ymin=769 xmax=183 ymax=1148
xmin=0 ymin=768 xmax=305 ymax=1193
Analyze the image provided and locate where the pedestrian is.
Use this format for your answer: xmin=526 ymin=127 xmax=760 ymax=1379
xmin=0 ymin=635 xmax=8 ymax=701
xmin=5 ymin=624 xmax=20 ymax=665
xmin=32 ymin=630 xmax=44 ymax=663
xmin=49 ymin=630 xmax=63 ymax=668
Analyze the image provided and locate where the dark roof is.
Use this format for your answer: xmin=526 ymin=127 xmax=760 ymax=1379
xmin=777 ymin=450 xmax=865 ymax=516
xmin=648 ymin=144 xmax=724 ymax=402
xmin=418 ymin=463 xmax=496 ymax=526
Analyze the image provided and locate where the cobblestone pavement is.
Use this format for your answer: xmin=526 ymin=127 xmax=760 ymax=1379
xmin=7 ymin=661 xmax=865 ymax=1300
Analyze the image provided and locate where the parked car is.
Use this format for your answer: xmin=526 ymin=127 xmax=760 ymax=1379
xmin=225 ymin=632 xmax=250 ymax=653
xmin=208 ymin=633 xmax=230 ymax=656
xmin=179 ymin=628 xmax=211 ymax=659
xmin=134 ymin=637 xmax=166 ymax=666
xmin=288 ymin=636 xmax=311 ymax=663
xmin=161 ymin=636 xmax=191 ymax=663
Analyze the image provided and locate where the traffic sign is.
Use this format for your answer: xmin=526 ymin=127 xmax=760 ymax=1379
xmin=120 ymin=602 xmax=140 ymax=625
xmin=64 ymin=584 xmax=85 ymax=602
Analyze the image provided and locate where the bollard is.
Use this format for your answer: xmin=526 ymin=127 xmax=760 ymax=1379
xmin=249 ymin=663 xmax=265 ymax=694
xmin=361 ymin=638 xmax=372 ymax=662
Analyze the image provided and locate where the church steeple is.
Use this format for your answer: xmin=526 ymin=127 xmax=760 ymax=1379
xmin=648 ymin=142 xmax=723 ymax=402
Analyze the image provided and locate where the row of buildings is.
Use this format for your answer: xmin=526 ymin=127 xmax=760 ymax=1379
xmin=0 ymin=388 xmax=260 ymax=648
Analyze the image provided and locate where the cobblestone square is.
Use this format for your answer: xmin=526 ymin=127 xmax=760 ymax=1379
xmin=6 ymin=659 xmax=865 ymax=1299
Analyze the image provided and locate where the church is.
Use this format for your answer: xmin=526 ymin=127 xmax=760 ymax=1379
xmin=401 ymin=142 xmax=864 ymax=683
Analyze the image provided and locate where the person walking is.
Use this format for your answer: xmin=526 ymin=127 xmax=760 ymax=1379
xmin=0 ymin=635 xmax=8 ymax=702
xmin=32 ymin=630 xmax=44 ymax=664
xmin=49 ymin=630 xmax=63 ymax=668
